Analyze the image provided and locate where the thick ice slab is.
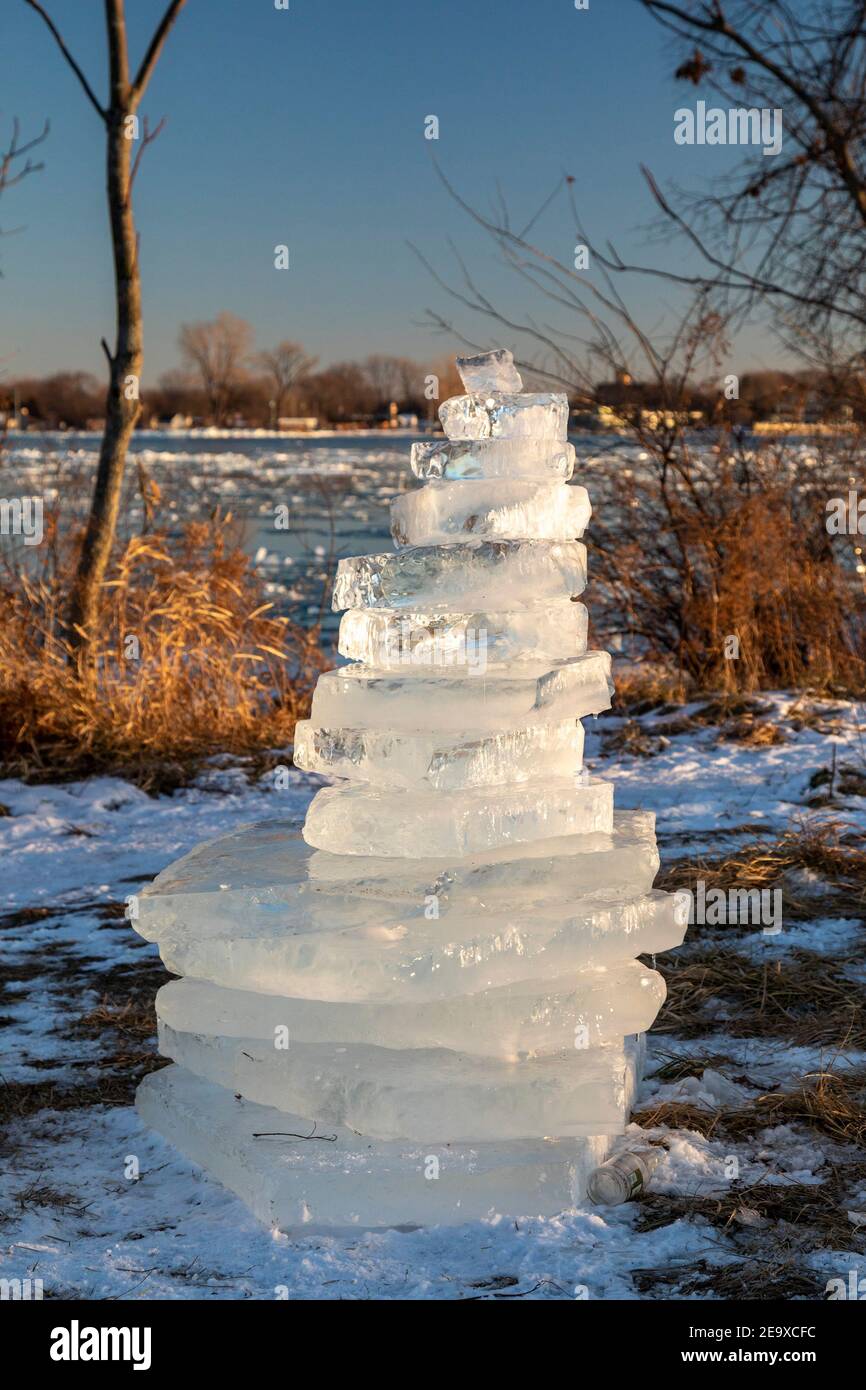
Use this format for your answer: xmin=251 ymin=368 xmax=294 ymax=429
xmin=390 ymin=480 xmax=590 ymax=547
xmin=332 ymin=540 xmax=587 ymax=613
xmin=411 ymin=437 xmax=575 ymax=482
xmin=158 ymin=888 xmax=686 ymax=1002
xmin=307 ymin=809 xmax=660 ymax=904
xmin=293 ymin=717 xmax=585 ymax=791
xmin=456 ymin=348 xmax=524 ymax=395
xmin=157 ymin=961 xmax=666 ymax=1059
xmin=159 ymin=1024 xmax=632 ymax=1141
xmin=440 ymin=392 xmax=568 ymax=441
xmin=136 ymin=817 xmax=656 ymax=950
xmin=308 ymin=652 xmax=611 ymax=733
xmin=134 ymin=811 xmax=661 ymax=943
xmin=137 ymin=1064 xmax=613 ymax=1230
xmin=337 ymin=603 xmax=589 ymax=669
xmin=302 ymin=774 xmax=614 ymax=858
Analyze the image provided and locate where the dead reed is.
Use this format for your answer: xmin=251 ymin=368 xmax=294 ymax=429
xmin=589 ymin=440 xmax=866 ymax=696
xmin=0 ymin=507 xmax=326 ymax=789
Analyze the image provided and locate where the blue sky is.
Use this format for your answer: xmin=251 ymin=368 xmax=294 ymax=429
xmin=1 ymin=0 xmax=775 ymax=382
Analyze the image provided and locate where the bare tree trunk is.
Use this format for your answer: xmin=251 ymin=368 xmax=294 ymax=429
xmin=24 ymin=0 xmax=188 ymax=654
xmin=68 ymin=4 xmax=141 ymax=646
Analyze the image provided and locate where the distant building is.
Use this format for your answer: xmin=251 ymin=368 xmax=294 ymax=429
xmin=577 ymin=394 xmax=703 ymax=432
xmin=278 ymin=416 xmax=319 ymax=432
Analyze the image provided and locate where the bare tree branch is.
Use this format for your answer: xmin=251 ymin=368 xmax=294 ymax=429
xmin=132 ymin=0 xmax=189 ymax=103
xmin=23 ymin=1 xmax=106 ymax=121
xmin=643 ymin=0 xmax=866 ymax=224
xmin=627 ymin=1 xmax=866 ymax=374
xmin=130 ymin=115 xmax=167 ymax=189
xmin=0 ymin=118 xmax=49 ymax=198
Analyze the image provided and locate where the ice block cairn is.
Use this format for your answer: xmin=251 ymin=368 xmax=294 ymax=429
xmin=134 ymin=350 xmax=687 ymax=1231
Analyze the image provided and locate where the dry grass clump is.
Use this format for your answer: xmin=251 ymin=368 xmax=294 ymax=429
xmin=602 ymin=692 xmax=792 ymax=755
xmin=604 ymin=692 xmax=799 ymax=754
xmin=636 ymin=1179 xmax=866 ymax=1247
xmin=0 ymin=509 xmax=326 ymax=789
xmin=656 ymin=820 xmax=866 ymax=923
xmin=718 ymin=715 xmax=788 ymax=746
xmin=603 ymin=666 xmax=690 ymax=710
xmin=649 ymin=1052 xmax=738 ymax=1082
xmin=600 ymin=718 xmax=669 ymax=758
xmin=634 ymin=1068 xmax=866 ymax=1147
xmin=589 ymin=443 xmax=866 ymax=695
xmin=73 ymin=998 xmax=155 ymax=1043
xmin=0 ymin=1069 xmax=163 ymax=1132
xmin=633 ymin=1257 xmax=826 ymax=1300
xmin=13 ymin=1181 xmax=92 ymax=1217
xmin=651 ymin=948 xmax=866 ymax=1046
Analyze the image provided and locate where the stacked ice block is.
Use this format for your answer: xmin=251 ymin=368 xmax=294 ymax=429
xmin=135 ymin=349 xmax=686 ymax=1231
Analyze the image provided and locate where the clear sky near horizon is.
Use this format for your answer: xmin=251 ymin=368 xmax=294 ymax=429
xmin=1 ymin=0 xmax=777 ymax=384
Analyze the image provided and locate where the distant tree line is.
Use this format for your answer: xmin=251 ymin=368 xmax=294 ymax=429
xmin=2 ymin=312 xmax=468 ymax=430
xmin=4 ymin=344 xmax=864 ymax=432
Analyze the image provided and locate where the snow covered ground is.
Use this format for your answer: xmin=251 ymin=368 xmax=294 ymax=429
xmin=2 ymin=693 xmax=864 ymax=1300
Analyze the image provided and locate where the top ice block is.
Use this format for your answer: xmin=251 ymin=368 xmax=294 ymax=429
xmin=456 ymin=348 xmax=524 ymax=395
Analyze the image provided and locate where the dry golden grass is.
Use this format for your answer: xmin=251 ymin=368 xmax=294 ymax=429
xmin=656 ymin=819 xmax=866 ymax=922
xmin=606 ymin=692 xmax=802 ymax=753
xmin=590 ymin=446 xmax=866 ymax=696
xmin=73 ymin=998 xmax=156 ymax=1043
xmin=636 ymin=1177 xmax=866 ymax=1246
xmin=603 ymin=666 xmax=689 ymax=710
xmin=0 ymin=1067 xmax=165 ymax=1130
xmin=651 ymin=948 xmax=866 ymax=1046
xmin=0 ymin=510 xmax=327 ymax=788
xmin=634 ymin=1067 xmax=866 ymax=1146
xmin=720 ymin=716 xmax=789 ymax=746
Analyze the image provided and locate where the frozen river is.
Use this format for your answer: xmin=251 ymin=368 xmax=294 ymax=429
xmin=3 ymin=427 xmax=630 ymax=638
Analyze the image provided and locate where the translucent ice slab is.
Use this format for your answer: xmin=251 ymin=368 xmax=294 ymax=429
xmin=307 ymin=809 xmax=660 ymax=904
xmin=440 ymin=391 xmax=569 ymax=440
xmin=332 ymin=539 xmax=587 ymax=613
xmin=390 ymin=480 xmax=591 ymax=547
xmin=293 ymin=716 xmax=585 ymax=791
xmin=302 ymin=774 xmax=614 ymax=858
xmin=139 ymin=839 xmax=669 ymax=967
xmin=337 ymin=603 xmax=589 ymax=669
xmin=456 ymin=348 xmax=524 ymax=395
xmin=158 ymin=888 xmax=685 ymax=1003
xmin=134 ymin=812 xmax=661 ymax=948
xmin=137 ymin=1064 xmax=614 ymax=1229
xmin=308 ymin=651 xmax=611 ymax=733
xmin=410 ymin=437 xmax=575 ymax=482
xmin=408 ymin=439 xmax=572 ymax=483
xmin=157 ymin=961 xmax=666 ymax=1059
xmin=159 ymin=1023 xmax=632 ymax=1141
